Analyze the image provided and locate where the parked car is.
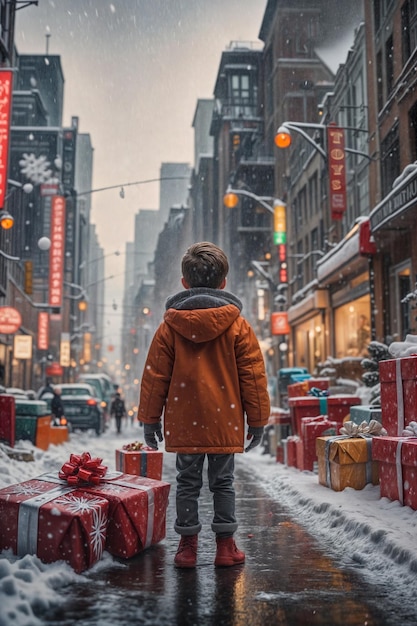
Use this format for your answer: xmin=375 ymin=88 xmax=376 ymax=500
xmin=42 ymin=383 xmax=105 ymax=436
xmin=6 ymin=387 xmax=30 ymax=400
xmin=78 ymin=373 xmax=114 ymax=419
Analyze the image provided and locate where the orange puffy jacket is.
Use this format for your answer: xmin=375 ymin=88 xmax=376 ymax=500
xmin=138 ymin=288 xmax=270 ymax=454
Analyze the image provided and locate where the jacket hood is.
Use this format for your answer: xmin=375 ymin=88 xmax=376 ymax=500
xmin=164 ymin=288 xmax=242 ymax=343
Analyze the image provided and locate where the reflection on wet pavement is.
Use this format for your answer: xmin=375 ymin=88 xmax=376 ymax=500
xmin=42 ymin=453 xmax=413 ymax=625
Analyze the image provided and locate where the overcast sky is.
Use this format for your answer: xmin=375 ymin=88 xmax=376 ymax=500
xmin=14 ymin=0 xmax=362 ymax=361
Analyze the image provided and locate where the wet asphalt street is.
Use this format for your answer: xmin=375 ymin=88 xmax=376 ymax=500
xmin=39 ymin=433 xmax=416 ymax=626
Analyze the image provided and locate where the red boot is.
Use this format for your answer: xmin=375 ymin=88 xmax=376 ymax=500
xmin=215 ymin=536 xmax=245 ymax=567
xmin=174 ymin=535 xmax=198 ymax=568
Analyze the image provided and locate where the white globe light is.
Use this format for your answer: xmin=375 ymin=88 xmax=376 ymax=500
xmin=38 ymin=236 xmax=51 ymax=251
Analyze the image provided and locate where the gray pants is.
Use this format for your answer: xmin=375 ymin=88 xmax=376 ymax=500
xmin=174 ymin=453 xmax=238 ymax=537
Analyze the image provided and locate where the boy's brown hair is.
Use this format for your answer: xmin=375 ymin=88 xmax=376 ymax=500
xmin=182 ymin=242 xmax=229 ymax=289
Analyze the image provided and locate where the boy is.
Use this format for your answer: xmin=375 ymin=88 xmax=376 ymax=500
xmin=138 ymin=242 xmax=270 ymax=568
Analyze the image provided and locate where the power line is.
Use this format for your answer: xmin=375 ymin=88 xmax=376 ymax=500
xmin=77 ymin=176 xmax=189 ymax=197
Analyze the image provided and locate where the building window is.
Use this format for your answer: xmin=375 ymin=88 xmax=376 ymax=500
xmin=402 ymin=0 xmax=417 ymax=63
xmin=334 ymin=297 xmax=371 ymax=358
xmin=380 ymin=124 xmax=400 ymax=197
xmin=264 ymin=46 xmax=273 ymax=120
xmin=309 ymin=173 xmax=317 ymax=217
xmin=229 ymin=72 xmax=257 ymax=117
xmin=376 ymin=50 xmax=383 ymax=112
xmin=409 ymin=101 xmax=417 ymax=162
xmin=385 ymin=34 xmax=394 ymax=96
xmin=389 ymin=263 xmax=413 ymax=340
xmin=374 ymin=0 xmax=395 ymax=34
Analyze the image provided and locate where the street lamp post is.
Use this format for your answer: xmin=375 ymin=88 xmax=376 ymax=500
xmin=275 ymin=121 xmax=372 ymax=161
xmin=223 ymin=186 xmax=288 ymax=278
xmin=223 ymin=186 xmax=290 ymax=375
xmin=275 ymin=120 xmax=372 ymax=225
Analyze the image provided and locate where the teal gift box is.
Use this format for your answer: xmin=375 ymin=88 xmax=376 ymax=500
xmin=349 ymin=405 xmax=381 ymax=426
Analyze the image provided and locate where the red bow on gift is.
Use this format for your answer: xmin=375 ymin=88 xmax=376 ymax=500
xmin=59 ymin=451 xmax=108 ymax=485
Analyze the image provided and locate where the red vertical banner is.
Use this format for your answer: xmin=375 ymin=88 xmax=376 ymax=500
xmin=0 ymin=70 xmax=13 ymax=209
xmin=48 ymin=196 xmax=66 ymax=308
xmin=327 ymin=124 xmax=347 ymax=220
xmin=37 ymin=311 xmax=49 ymax=350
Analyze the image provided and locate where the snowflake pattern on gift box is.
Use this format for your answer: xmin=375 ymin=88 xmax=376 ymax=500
xmin=2 ymin=483 xmax=44 ymax=500
xmin=99 ymin=483 xmax=130 ymax=495
xmin=54 ymin=494 xmax=106 ymax=514
xmin=90 ymin=506 xmax=107 ymax=558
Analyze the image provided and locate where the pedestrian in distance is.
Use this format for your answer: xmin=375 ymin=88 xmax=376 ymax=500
xmin=138 ymin=241 xmax=270 ymax=569
xmin=38 ymin=377 xmax=54 ymax=399
xmin=110 ymin=392 xmax=127 ymax=434
xmin=51 ymin=386 xmax=65 ymax=425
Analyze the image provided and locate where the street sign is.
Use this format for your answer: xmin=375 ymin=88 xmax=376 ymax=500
xmin=13 ymin=335 xmax=32 ymax=359
xmin=0 ymin=306 xmax=22 ymax=334
xmin=271 ymin=311 xmax=290 ymax=335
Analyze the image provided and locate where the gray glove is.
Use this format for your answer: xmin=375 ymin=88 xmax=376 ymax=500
xmin=144 ymin=422 xmax=163 ymax=450
xmin=245 ymin=426 xmax=264 ymax=452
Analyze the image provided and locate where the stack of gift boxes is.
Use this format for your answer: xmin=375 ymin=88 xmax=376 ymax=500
xmin=313 ymin=348 xmax=417 ymax=506
xmin=371 ymin=353 xmax=417 ymax=510
xmin=0 ymin=445 xmax=169 ymax=573
xmin=280 ymin=377 xmax=361 ymax=472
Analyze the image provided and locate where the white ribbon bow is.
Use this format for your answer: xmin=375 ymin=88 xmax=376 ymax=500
xmin=402 ymin=421 xmax=417 ymax=437
xmin=339 ymin=420 xmax=387 ymax=437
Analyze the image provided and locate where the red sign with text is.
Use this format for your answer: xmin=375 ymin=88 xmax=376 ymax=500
xmin=0 ymin=71 xmax=13 ymax=209
xmin=271 ymin=311 xmax=290 ymax=335
xmin=0 ymin=306 xmax=22 ymax=334
xmin=327 ymin=125 xmax=347 ymax=220
xmin=48 ymin=196 xmax=66 ymax=308
xmin=37 ymin=311 xmax=49 ymax=350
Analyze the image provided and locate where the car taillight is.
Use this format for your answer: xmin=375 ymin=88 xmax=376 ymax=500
xmin=87 ymin=398 xmax=97 ymax=406
xmin=60 ymin=417 xmax=67 ymax=426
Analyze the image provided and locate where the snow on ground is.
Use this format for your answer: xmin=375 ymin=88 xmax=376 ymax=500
xmin=1 ymin=420 xmax=417 ymax=625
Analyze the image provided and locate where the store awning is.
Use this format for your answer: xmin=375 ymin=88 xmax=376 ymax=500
xmin=370 ymin=165 xmax=417 ymax=232
xmin=317 ymin=219 xmax=371 ymax=286
xmin=287 ymin=289 xmax=329 ymax=324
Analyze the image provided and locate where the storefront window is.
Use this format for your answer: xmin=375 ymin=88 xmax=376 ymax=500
xmin=334 ymin=295 xmax=371 ymax=358
xmin=389 ymin=263 xmax=412 ymax=341
xmin=294 ymin=314 xmax=325 ymax=374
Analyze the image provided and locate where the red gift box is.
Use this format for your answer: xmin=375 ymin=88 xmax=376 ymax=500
xmin=115 ymin=447 xmax=163 ymax=480
xmin=284 ymin=435 xmax=300 ymax=468
xmin=0 ymin=478 xmax=109 ymax=573
xmin=372 ymin=436 xmax=417 ymax=509
xmin=287 ymin=378 xmax=331 ymax=398
xmin=298 ymin=416 xmax=338 ymax=471
xmin=288 ymin=395 xmax=361 ymax=436
xmin=379 ymin=357 xmax=417 ymax=436
xmin=80 ymin=472 xmax=171 ymax=558
xmin=0 ymin=394 xmax=15 ymax=447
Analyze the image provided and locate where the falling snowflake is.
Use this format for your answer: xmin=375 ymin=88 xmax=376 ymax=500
xmin=90 ymin=506 xmax=107 ymax=558
xmin=54 ymin=494 xmax=106 ymax=514
xmin=19 ymin=153 xmax=54 ymax=184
